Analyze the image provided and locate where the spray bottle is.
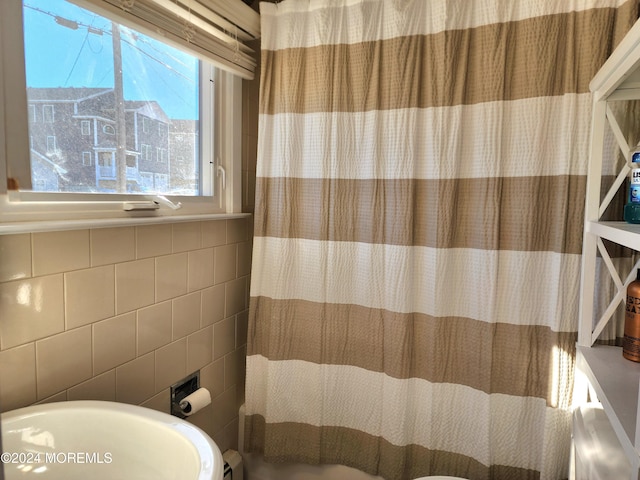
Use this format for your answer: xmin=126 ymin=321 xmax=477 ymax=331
xmin=624 ymin=269 xmax=640 ymax=362
xmin=624 ymin=149 xmax=640 ymax=223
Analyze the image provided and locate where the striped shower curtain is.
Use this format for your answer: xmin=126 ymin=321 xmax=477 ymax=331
xmin=245 ymin=1 xmax=639 ymax=479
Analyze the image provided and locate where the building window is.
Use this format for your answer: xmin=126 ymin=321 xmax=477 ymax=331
xmin=142 ymin=117 xmax=150 ymax=134
xmin=141 ymin=144 xmax=151 ymax=161
xmin=46 ymin=136 xmax=56 ymax=154
xmin=81 ymin=121 xmax=91 ymax=135
xmin=43 ymin=105 xmax=54 ymax=123
xmin=140 ymin=172 xmax=153 ymax=190
xmin=155 ymin=173 xmax=169 ymax=191
xmin=28 ymin=105 xmax=36 ymax=123
xmin=82 ymin=151 xmax=92 ymax=166
xmin=157 ymin=148 xmax=166 ymax=163
xmin=98 ymin=152 xmax=115 ymax=179
xmin=103 ymin=125 xmax=115 ymax=135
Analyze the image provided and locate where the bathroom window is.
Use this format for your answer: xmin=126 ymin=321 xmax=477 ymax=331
xmin=0 ymin=0 xmax=247 ymax=220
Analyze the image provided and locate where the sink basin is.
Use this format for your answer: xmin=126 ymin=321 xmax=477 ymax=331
xmin=1 ymin=400 xmax=223 ymax=479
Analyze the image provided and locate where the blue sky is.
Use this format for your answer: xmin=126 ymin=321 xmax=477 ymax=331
xmin=23 ymin=0 xmax=199 ymax=120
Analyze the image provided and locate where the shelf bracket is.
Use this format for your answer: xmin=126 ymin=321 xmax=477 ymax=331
xmin=597 ymin=237 xmax=624 ymax=290
xmin=606 ymin=104 xmax=632 ymax=159
xmin=598 ymin=103 xmax=633 ymax=218
xmin=600 ymin=165 xmax=631 ymax=219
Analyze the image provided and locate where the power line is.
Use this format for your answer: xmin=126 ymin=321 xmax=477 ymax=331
xmin=63 ymin=25 xmax=91 ymax=87
xmin=24 ymin=3 xmax=195 ymax=85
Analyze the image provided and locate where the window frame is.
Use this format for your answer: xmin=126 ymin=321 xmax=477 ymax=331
xmin=0 ymin=0 xmax=243 ymax=224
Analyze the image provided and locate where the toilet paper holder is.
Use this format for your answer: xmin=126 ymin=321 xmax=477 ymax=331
xmin=170 ymin=371 xmax=200 ymax=419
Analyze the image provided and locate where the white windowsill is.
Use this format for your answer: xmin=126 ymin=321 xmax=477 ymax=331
xmin=0 ymin=212 xmax=252 ymax=235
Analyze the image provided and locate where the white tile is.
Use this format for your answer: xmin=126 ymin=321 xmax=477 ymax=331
xmin=93 ymin=313 xmax=136 ymax=375
xmin=116 ymin=353 xmax=155 ymax=405
xmin=172 ymin=292 xmax=201 ymax=340
xmin=65 ymin=266 xmax=115 ymax=329
xmin=137 ymin=301 xmax=172 ymax=355
xmin=173 ymin=222 xmax=201 ymax=253
xmin=188 ymin=248 xmax=214 ymax=292
xmin=136 ymin=224 xmax=172 ymax=259
xmin=202 ymin=221 xmax=226 ymax=248
xmin=201 ymin=285 xmax=225 ymax=327
xmin=36 ymin=326 xmax=92 ymax=400
xmin=225 ymin=277 xmax=247 ymax=317
xmin=155 ymin=339 xmax=187 ymax=392
xmin=115 ymin=259 xmax=155 ymax=314
xmin=227 ymin=218 xmax=248 ymax=243
xmin=90 ymin=227 xmax=135 ymax=266
xmin=32 ymin=230 xmax=90 ymax=276
xmin=0 ymin=234 xmax=31 ymax=282
xmin=156 ymin=253 xmax=187 ymax=302
xmin=68 ymin=370 xmax=116 ymax=402
xmin=0 ymin=344 xmax=36 ymax=412
xmin=0 ymin=275 xmax=64 ymax=349
xmin=213 ymin=316 xmax=235 ymax=360
xmin=187 ymin=326 xmax=213 ymax=372
xmin=214 ymin=244 xmax=237 ymax=284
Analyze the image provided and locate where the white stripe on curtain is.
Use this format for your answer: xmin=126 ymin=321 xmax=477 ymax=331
xmin=251 ymin=237 xmax=580 ymax=331
xmin=258 ymin=95 xmax=593 ymax=180
xmin=246 ymin=355 xmax=572 ymax=475
xmin=261 ymin=0 xmax=630 ymax=50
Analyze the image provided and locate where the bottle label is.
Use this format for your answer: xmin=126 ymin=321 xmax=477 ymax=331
xmin=631 ymin=168 xmax=640 ymax=203
xmin=624 ymin=293 xmax=640 ymax=362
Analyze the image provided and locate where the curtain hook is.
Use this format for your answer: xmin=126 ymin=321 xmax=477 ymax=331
xmin=178 ymin=0 xmax=195 ymax=42
xmin=233 ymin=25 xmax=241 ymax=63
xmin=119 ymin=0 xmax=135 ymax=11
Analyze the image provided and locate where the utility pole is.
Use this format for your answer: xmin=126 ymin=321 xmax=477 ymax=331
xmin=112 ymin=22 xmax=127 ymax=193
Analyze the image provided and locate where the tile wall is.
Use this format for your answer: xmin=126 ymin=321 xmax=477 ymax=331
xmin=0 ymin=217 xmax=252 ymax=453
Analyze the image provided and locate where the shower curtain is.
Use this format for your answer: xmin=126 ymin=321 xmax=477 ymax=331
xmin=245 ymin=1 xmax=639 ymax=479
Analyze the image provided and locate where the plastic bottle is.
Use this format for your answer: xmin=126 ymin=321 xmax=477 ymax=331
xmin=624 ymin=150 xmax=640 ymax=223
xmin=623 ymin=269 xmax=640 ymax=362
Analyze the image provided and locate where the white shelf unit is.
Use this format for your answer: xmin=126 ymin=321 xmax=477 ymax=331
xmin=578 ymin=18 xmax=640 ymax=480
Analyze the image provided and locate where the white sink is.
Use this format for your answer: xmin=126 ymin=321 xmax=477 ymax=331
xmin=1 ymin=400 xmax=223 ymax=479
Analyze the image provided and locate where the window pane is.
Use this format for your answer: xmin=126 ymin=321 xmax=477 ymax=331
xmin=23 ymin=0 xmax=201 ymax=195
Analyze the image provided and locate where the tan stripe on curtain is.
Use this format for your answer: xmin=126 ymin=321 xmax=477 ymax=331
xmin=261 ymin=4 xmax=638 ymax=114
xmin=254 ymin=176 xmax=586 ymax=254
xmin=249 ymin=297 xmax=576 ymax=403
